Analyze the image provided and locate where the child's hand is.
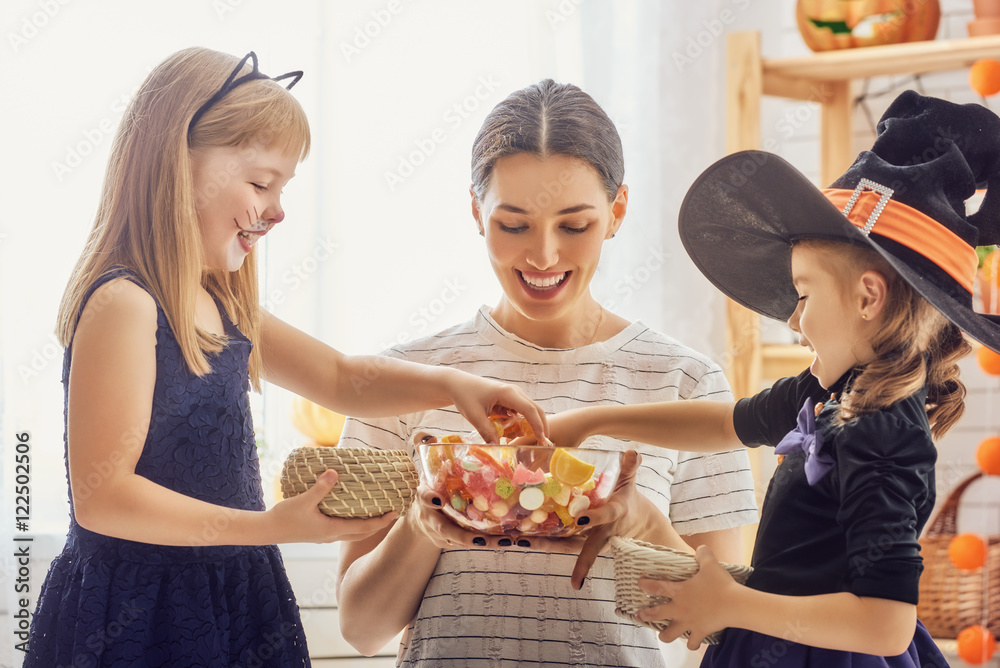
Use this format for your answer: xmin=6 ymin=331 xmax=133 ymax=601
xmin=445 ymin=371 xmax=549 ymax=445
xmin=542 ymin=408 xmax=593 ymax=448
xmin=267 ymin=470 xmax=398 ymax=544
xmin=636 ymin=545 xmax=737 ymax=649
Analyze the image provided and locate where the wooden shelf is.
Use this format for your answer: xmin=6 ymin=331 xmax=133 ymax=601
xmin=764 ymin=33 xmax=1000 ymax=89
xmin=723 ymin=31 xmax=1000 ymax=400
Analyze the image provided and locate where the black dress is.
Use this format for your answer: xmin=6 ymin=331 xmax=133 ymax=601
xmin=25 ymin=270 xmax=310 ymax=667
xmin=701 ymin=369 xmax=950 ymax=667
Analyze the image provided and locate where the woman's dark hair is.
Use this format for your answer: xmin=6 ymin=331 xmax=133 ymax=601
xmin=471 ymin=79 xmax=624 ymax=201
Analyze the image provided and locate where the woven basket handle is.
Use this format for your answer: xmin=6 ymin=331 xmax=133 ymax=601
xmin=923 ymin=472 xmax=983 ymax=538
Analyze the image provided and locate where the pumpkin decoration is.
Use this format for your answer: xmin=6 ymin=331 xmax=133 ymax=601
xmin=290 ymin=396 xmax=347 ymax=446
xmin=796 ymin=0 xmax=940 ymax=52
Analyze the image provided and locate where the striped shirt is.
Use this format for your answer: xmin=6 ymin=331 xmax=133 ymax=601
xmin=340 ymin=307 xmax=759 ymax=667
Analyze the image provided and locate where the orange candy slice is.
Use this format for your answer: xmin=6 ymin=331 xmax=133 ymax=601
xmin=549 ymin=448 xmax=596 ymax=487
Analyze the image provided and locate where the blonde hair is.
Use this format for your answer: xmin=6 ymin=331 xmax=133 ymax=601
xmin=796 ymin=239 xmax=971 ymax=438
xmin=56 ymin=47 xmax=310 ymax=390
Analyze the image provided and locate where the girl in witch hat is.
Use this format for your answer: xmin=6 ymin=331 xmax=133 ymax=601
xmin=544 ymin=89 xmax=1000 ymax=666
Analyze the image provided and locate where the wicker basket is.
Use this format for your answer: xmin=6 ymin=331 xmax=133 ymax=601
xmin=610 ymin=536 xmax=753 ymax=645
xmin=917 ymin=473 xmax=1000 ymax=638
xmin=280 ymin=446 xmax=419 ymax=518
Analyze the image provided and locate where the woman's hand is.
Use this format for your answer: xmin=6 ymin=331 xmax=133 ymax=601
xmin=443 ymin=369 xmax=549 ymax=445
xmin=570 ymin=451 xmax=690 ymax=589
xmin=266 ymin=470 xmax=399 ymax=544
xmin=636 ymin=545 xmax=736 ymax=649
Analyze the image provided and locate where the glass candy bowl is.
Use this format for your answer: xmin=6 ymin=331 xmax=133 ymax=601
xmin=419 ymin=443 xmax=622 ymax=537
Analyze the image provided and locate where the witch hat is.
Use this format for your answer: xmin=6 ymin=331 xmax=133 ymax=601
xmin=679 ymin=90 xmax=1000 ymax=354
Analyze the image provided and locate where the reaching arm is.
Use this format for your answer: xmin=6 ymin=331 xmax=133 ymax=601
xmin=546 ymin=400 xmax=740 ymax=453
xmin=258 ymin=310 xmax=547 ymax=443
xmin=69 ymin=279 xmax=395 ymax=546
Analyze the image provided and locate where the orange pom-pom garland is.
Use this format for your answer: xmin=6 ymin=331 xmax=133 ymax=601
xmin=948 ymin=532 xmax=988 ymax=571
xmin=970 ymin=58 xmax=1000 ymax=97
xmin=957 ymin=625 xmax=997 ymax=665
xmin=976 ymin=436 xmax=1000 ymax=476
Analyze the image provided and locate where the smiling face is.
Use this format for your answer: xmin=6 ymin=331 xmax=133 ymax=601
xmin=788 ymin=243 xmax=878 ymax=388
xmin=191 ymin=141 xmax=298 ymax=272
xmin=472 ymin=153 xmax=626 ymax=347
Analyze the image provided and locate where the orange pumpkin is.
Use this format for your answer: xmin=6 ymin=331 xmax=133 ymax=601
xmin=796 ymin=0 xmax=940 ymax=52
xmin=290 ymin=396 xmax=347 ymax=446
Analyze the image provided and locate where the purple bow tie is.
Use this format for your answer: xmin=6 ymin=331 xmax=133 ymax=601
xmin=774 ymin=397 xmax=834 ymax=486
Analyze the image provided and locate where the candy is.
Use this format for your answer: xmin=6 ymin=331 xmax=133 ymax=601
xmin=512 ymin=463 xmax=546 ymax=486
xmin=424 ymin=437 xmax=614 ymax=537
xmin=554 ymin=505 xmax=574 ymax=527
xmin=518 ymin=486 xmax=545 ymax=511
xmin=495 ymin=478 xmax=515 ymax=499
xmin=568 ymin=495 xmax=591 ymax=518
xmin=550 ymin=448 xmax=596 ymax=486
xmin=540 ymin=477 xmax=562 ymax=497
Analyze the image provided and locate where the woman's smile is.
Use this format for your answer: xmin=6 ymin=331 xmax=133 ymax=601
xmin=518 ymin=269 xmax=570 ymax=298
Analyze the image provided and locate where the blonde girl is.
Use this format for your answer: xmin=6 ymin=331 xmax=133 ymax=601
xmin=25 ymin=47 xmax=545 ymax=667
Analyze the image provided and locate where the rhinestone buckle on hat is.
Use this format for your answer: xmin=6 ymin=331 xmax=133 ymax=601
xmin=841 ymin=178 xmax=894 ymax=235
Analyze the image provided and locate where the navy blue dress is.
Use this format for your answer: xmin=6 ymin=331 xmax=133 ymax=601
xmin=25 ymin=270 xmax=310 ymax=667
xmin=702 ymin=368 xmax=949 ymax=667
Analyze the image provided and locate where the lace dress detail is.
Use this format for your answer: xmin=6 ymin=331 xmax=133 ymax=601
xmin=25 ymin=269 xmax=309 ymax=667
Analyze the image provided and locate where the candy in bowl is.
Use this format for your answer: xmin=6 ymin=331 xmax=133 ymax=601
xmin=418 ymin=441 xmax=622 ymax=537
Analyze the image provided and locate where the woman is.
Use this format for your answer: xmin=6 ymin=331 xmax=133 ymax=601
xmin=334 ymin=79 xmax=759 ymax=667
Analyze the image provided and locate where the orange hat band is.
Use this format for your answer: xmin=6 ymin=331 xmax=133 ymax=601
xmin=823 ymin=186 xmax=979 ymax=293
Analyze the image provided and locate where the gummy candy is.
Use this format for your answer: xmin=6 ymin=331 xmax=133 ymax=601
xmin=422 ymin=435 xmax=615 ymax=537
xmin=495 ymin=478 xmax=515 ymax=499
xmin=518 ymin=486 xmax=545 ymax=511
xmin=512 ymin=463 xmax=545 ymax=486
xmin=540 ymin=478 xmax=561 ymax=498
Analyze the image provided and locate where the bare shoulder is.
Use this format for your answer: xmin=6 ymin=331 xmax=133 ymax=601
xmin=74 ymin=277 xmax=158 ymax=348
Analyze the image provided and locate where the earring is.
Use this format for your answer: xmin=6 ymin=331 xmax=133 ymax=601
xmin=861 ymin=312 xmax=868 ymax=320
